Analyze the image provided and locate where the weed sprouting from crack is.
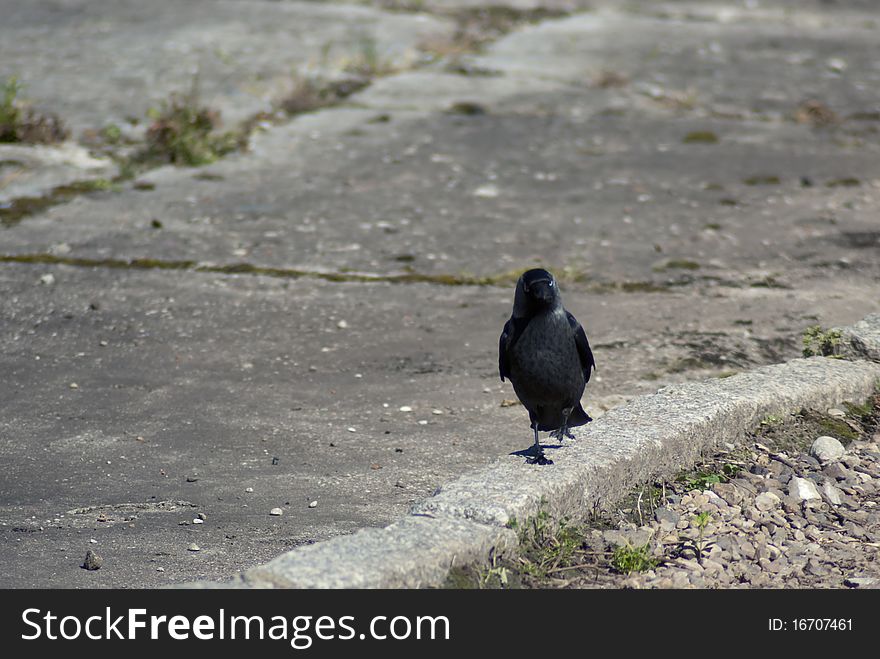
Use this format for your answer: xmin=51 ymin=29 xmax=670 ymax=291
xmin=610 ymin=543 xmax=657 ymax=575
xmin=136 ymin=83 xmax=243 ymax=167
xmin=802 ymin=325 xmax=843 ymax=358
xmin=0 ymin=75 xmax=69 ymax=144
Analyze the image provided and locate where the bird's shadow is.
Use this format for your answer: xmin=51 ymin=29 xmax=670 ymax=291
xmin=510 ymin=443 xmax=563 ymax=458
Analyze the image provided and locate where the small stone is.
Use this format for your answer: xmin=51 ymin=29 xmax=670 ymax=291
xmin=308 ymin=500 xmax=318 ymax=508
xmin=245 ymin=487 xmax=254 ymax=493
xmin=40 ymin=273 xmax=55 ymax=286
xmin=399 ymin=406 xmax=412 ymax=412
xmin=187 ymin=543 xmax=200 ymax=552
xmin=99 ymin=340 xmax=108 ymax=347
xmin=269 ymin=507 xmax=283 ymax=516
xmin=712 ymin=482 xmax=744 ymax=506
xmin=82 ymin=550 xmax=103 ymax=570
xmin=810 ymin=436 xmax=845 ymax=463
xmin=844 ymin=575 xmax=879 ymax=589
xmin=821 ymin=482 xmax=844 ymax=505
xmin=336 ymin=320 xmax=348 ymax=329
xmin=69 ymin=382 xmax=79 ymax=389
xmin=827 ymin=408 xmax=846 ymax=418
xmin=432 ymin=409 xmax=443 ymax=415
xmin=755 ymin=492 xmax=781 ymax=511
xmin=602 ymin=528 xmax=653 ymax=548
xmin=418 ymin=420 xmax=428 ymax=425
xmin=347 ymin=427 xmax=356 ymax=433
xmin=192 ymin=518 xmax=204 ymax=524
xmin=823 ymin=462 xmax=850 ymax=481
xmin=473 ymin=184 xmax=499 ymax=198
xmin=671 ymin=571 xmax=690 ymax=588
xmin=156 ymin=567 xmax=165 ymax=572
xmin=826 ymin=57 xmax=847 ymax=72
xmin=654 ymin=507 xmax=680 ymax=528
xmin=197 ymin=512 xmax=206 ymax=520
xmin=790 ymin=477 xmax=821 ymax=502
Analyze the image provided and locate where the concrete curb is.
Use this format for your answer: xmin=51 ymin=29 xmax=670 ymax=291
xmin=839 ymin=313 xmax=880 ymax=363
xmin=188 ymin=316 xmax=880 ymax=588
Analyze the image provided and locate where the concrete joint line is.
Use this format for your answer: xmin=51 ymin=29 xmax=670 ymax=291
xmin=189 ymin=314 xmax=880 ymax=589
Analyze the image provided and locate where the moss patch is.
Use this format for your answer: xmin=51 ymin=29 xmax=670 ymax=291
xmin=682 ymin=130 xmax=719 ymax=144
xmin=0 ymin=179 xmax=116 ymax=227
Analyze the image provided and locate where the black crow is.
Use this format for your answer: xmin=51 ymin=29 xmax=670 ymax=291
xmin=499 ymin=268 xmax=595 ymax=464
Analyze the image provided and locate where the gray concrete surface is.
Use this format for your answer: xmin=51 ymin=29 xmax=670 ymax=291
xmin=1 ymin=0 xmax=879 ymax=587
xmin=201 ymin=315 xmax=880 ymax=588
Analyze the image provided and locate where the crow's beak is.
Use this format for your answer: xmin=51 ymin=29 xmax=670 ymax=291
xmin=529 ymin=279 xmax=554 ymax=302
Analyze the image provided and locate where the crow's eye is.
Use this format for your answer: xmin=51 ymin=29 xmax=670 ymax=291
xmin=549 ymin=280 xmax=554 ymax=287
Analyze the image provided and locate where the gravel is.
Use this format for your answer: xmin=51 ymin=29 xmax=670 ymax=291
xmin=612 ymin=404 xmax=880 ymax=589
xmin=480 ymin=397 xmax=880 ymax=589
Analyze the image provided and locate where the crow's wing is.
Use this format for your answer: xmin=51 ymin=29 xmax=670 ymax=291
xmin=566 ymin=310 xmax=596 ymax=382
xmin=499 ymin=316 xmax=529 ymax=382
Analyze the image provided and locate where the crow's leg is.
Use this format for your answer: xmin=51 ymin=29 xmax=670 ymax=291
xmin=550 ymin=407 xmax=576 ymax=442
xmin=525 ymin=425 xmax=552 ymax=465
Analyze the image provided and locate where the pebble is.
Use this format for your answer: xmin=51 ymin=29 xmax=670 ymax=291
xmin=40 ymin=273 xmax=55 ymax=286
xmin=399 ymin=406 xmax=412 ymax=412
xmin=245 ymin=487 xmax=254 ymax=493
xmin=654 ymin=507 xmax=680 ymax=528
xmin=192 ymin=518 xmax=204 ymax=524
xmin=473 ymin=184 xmax=499 ymax=198
xmin=269 ymin=507 xmax=283 ymax=516
xmin=790 ymin=477 xmax=821 ymax=502
xmin=187 ymin=543 xmax=200 ymax=552
xmin=823 ymin=462 xmax=850 ymax=481
xmin=308 ymin=500 xmax=318 ymax=508
xmin=844 ymin=575 xmax=879 ymax=589
xmin=822 ymin=482 xmax=844 ymax=505
xmin=336 ymin=320 xmax=348 ymax=329
xmin=810 ymin=436 xmax=846 ymax=463
xmin=755 ymin=492 xmax=781 ymax=511
xmin=82 ymin=550 xmax=103 ymax=570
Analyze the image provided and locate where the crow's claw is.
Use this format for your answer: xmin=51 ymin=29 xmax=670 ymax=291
xmin=550 ymin=427 xmax=576 ymax=441
xmin=526 ymin=453 xmax=554 ymax=466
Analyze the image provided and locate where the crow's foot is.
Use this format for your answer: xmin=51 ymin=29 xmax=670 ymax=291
xmin=526 ymin=452 xmax=553 ymax=466
xmin=523 ymin=441 xmax=553 ymax=465
xmin=550 ymin=427 xmax=576 ymax=441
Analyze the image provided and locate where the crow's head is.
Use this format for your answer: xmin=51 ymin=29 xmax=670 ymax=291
xmin=513 ymin=268 xmax=561 ymax=316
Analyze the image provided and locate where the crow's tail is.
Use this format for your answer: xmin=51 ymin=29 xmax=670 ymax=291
xmin=567 ymin=403 xmax=593 ymax=428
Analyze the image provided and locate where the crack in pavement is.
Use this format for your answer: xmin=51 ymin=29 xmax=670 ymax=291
xmin=0 ymin=252 xmax=678 ymax=292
